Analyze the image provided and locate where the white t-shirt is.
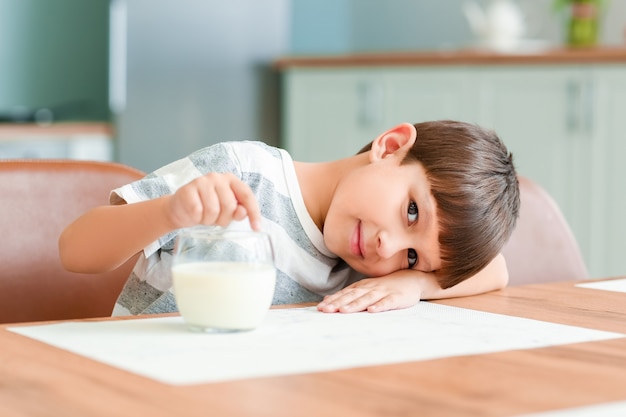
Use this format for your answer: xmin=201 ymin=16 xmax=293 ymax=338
xmin=111 ymin=141 xmax=360 ymax=316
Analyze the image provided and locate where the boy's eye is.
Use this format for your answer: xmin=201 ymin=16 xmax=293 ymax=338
xmin=407 ymin=200 xmax=419 ymax=223
xmin=407 ymin=248 xmax=418 ymax=268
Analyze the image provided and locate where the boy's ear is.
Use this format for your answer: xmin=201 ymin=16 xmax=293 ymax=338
xmin=370 ymin=123 xmax=417 ymax=162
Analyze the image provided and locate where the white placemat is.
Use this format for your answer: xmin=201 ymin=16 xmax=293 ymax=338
xmin=9 ymin=303 xmax=623 ymax=385
xmin=576 ymin=278 xmax=626 ymax=294
xmin=518 ymin=400 xmax=626 ymax=417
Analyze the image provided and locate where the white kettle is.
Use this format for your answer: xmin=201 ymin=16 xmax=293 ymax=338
xmin=463 ymin=0 xmax=526 ymax=52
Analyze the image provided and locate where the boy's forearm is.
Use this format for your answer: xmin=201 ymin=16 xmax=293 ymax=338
xmin=59 ymin=196 xmax=175 ymax=274
xmin=318 ymin=254 xmax=509 ymax=314
xmin=420 ymin=254 xmax=509 ymax=300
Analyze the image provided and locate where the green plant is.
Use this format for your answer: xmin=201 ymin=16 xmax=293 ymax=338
xmin=552 ymin=0 xmax=606 ymax=11
xmin=552 ymin=0 xmax=608 ymax=47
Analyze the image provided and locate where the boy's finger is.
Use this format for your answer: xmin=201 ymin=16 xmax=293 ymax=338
xmin=213 ymin=184 xmax=241 ymax=226
xmin=232 ymin=205 xmax=248 ymax=221
xmin=338 ymin=291 xmax=381 ymax=313
xmin=230 ymin=180 xmax=262 ymax=230
xmin=318 ymin=288 xmax=362 ymax=311
xmin=193 ymin=183 xmax=221 ymax=225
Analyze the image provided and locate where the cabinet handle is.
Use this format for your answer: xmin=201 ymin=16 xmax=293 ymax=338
xmin=109 ymin=0 xmax=127 ymax=114
xmin=583 ymin=79 xmax=594 ymax=135
xmin=566 ymin=80 xmax=582 ymax=134
xmin=357 ymin=81 xmax=383 ymax=127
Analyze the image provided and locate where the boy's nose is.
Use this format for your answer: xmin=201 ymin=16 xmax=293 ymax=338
xmin=376 ymin=231 xmax=409 ymax=260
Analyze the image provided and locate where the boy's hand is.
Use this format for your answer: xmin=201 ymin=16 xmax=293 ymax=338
xmin=317 ymin=270 xmax=425 ymax=313
xmin=317 ymin=254 xmax=509 ymax=313
xmin=166 ymin=173 xmax=262 ymax=231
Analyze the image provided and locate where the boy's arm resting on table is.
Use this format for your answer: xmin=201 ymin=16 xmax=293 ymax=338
xmin=317 ymin=253 xmax=509 ymax=313
xmin=418 ymin=253 xmax=509 ymax=299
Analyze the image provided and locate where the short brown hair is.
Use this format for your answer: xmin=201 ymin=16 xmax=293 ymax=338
xmin=359 ymin=120 xmax=520 ymax=289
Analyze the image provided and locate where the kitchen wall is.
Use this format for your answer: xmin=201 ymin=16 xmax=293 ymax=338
xmin=0 ymin=0 xmax=109 ymax=121
xmin=291 ymin=0 xmax=625 ymax=54
xmin=1 ymin=0 xmax=624 ymax=168
xmin=112 ymin=0 xmax=290 ymax=171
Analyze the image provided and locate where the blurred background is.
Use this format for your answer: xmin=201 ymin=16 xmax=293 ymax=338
xmin=1 ymin=0 xmax=625 ymax=279
xmin=1 ymin=0 xmax=624 ymax=170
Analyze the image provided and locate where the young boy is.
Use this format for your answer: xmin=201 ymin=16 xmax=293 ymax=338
xmin=59 ymin=120 xmax=520 ymax=316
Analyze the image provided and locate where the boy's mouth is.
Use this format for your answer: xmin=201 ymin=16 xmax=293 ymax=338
xmin=350 ymin=221 xmax=364 ymax=258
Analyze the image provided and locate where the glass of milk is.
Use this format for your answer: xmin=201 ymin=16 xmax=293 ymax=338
xmin=171 ymin=226 xmax=276 ymax=333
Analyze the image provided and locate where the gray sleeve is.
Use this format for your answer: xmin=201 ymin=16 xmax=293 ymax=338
xmin=130 ymin=142 xmax=240 ymax=201
xmin=113 ymin=143 xmax=242 ymax=252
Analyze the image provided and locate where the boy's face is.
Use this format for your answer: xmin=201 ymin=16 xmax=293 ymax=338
xmin=323 ymin=151 xmax=442 ymax=278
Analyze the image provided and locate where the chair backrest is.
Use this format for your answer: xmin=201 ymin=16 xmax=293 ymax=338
xmin=501 ymin=176 xmax=589 ymax=286
xmin=0 ymin=159 xmax=145 ymax=324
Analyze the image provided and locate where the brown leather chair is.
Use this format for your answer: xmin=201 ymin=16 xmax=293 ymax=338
xmin=502 ymin=176 xmax=589 ymax=286
xmin=0 ymin=159 xmax=145 ymax=323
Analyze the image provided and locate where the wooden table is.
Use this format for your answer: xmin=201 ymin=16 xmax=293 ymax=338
xmin=1 ymin=279 xmax=626 ymax=417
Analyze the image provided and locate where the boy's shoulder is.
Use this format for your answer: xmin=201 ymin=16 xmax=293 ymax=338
xmin=227 ymin=140 xmax=283 ymax=156
xmin=193 ymin=140 xmax=283 ymax=159
xmin=184 ymin=140 xmax=281 ymax=171
xmin=219 ymin=140 xmax=289 ymax=167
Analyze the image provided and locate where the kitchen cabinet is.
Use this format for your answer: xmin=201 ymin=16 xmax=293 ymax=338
xmin=282 ymin=69 xmax=384 ymax=161
xmin=590 ymin=66 xmax=626 ymax=278
xmin=473 ymin=65 xmax=626 ymax=279
xmin=474 ymin=66 xmax=597 ymax=277
xmin=278 ymin=50 xmax=626 ymax=279
xmin=0 ymin=123 xmax=113 ymax=161
xmin=281 ymin=67 xmax=474 ymax=161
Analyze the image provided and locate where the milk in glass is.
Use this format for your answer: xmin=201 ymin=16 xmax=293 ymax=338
xmin=173 ymin=261 xmax=276 ymax=331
